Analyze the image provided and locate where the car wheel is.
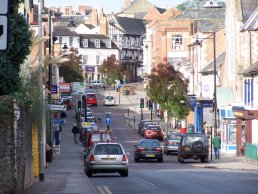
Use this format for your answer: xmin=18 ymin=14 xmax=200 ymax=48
xmin=201 ymin=156 xmax=208 ymax=163
xmin=86 ymin=168 xmax=92 ymax=177
xmin=158 ymin=158 xmax=163 ymax=162
xmin=120 ymin=169 xmax=128 ymax=177
xmin=134 ymin=157 xmax=139 ymax=162
xmin=164 ymin=150 xmax=168 ymax=155
xmin=178 ymin=155 xmax=184 ymax=163
xmin=192 ymin=141 xmax=204 ymax=153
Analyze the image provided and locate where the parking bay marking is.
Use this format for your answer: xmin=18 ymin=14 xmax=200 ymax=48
xmin=97 ymin=186 xmax=112 ymax=194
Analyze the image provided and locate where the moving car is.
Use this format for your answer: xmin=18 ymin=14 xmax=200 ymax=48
xmin=144 ymin=125 xmax=164 ymax=140
xmin=163 ymin=133 xmax=182 ymax=155
xmin=178 ymin=133 xmax=209 ymax=163
xmin=85 ymin=142 xmax=128 ymax=177
xmin=140 ymin=121 xmax=158 ymax=136
xmin=86 ymin=93 xmax=97 ymax=106
xmin=137 ymin=119 xmax=152 ymax=134
xmin=103 ymin=95 xmax=116 ymax=106
xmin=134 ymin=139 xmax=163 ymax=162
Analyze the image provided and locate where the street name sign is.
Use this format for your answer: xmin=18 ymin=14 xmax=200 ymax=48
xmin=48 ymin=104 xmax=67 ymax=111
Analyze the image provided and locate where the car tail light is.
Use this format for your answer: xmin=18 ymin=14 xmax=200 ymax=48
xmin=122 ymin=154 xmax=127 ymax=161
xmin=137 ymin=147 xmax=144 ymax=152
xmin=156 ymin=147 xmax=162 ymax=152
xmin=89 ymin=154 xmax=95 ymax=161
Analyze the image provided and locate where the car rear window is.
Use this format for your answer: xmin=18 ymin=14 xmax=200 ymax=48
xmin=147 ymin=126 xmax=161 ymax=130
xmin=94 ymin=144 xmax=122 ymax=155
xmin=184 ymin=134 xmax=206 ymax=144
xmin=106 ymin=96 xmax=114 ymax=100
xmin=140 ymin=140 xmax=160 ymax=147
xmin=87 ymin=94 xmax=96 ymax=98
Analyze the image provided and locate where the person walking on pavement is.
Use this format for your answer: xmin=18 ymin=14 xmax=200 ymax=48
xmin=212 ymin=133 xmax=221 ymax=159
xmin=72 ymin=123 xmax=80 ymax=144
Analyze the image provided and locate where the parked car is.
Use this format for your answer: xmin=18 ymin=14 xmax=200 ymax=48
xmin=144 ymin=125 xmax=164 ymax=140
xmin=86 ymin=93 xmax=97 ymax=106
xmin=134 ymin=139 xmax=163 ymax=162
xmin=85 ymin=142 xmax=128 ymax=177
xmin=178 ymin=133 xmax=209 ymax=163
xmin=163 ymin=133 xmax=182 ymax=155
xmin=140 ymin=121 xmax=158 ymax=136
xmin=103 ymin=95 xmax=116 ymax=106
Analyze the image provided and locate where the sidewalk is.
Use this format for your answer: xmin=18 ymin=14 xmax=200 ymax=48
xmin=24 ymin=110 xmax=98 ymax=194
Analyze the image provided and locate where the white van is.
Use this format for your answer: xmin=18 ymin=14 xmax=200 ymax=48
xmin=88 ymin=80 xmax=105 ymax=88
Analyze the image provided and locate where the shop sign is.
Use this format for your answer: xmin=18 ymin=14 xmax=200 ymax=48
xmin=233 ymin=111 xmax=244 ymax=117
xmin=60 ymin=83 xmax=70 ymax=92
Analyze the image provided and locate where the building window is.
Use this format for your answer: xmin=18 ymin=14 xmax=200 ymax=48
xmin=95 ymin=39 xmax=100 ymax=48
xmin=96 ymin=55 xmax=100 ymax=65
xmin=171 ymin=35 xmax=183 ymax=50
xmin=244 ymin=78 xmax=253 ymax=106
xmin=59 ymin=36 xmax=62 ymax=44
xmin=82 ymin=55 xmax=88 ymax=64
xmin=69 ymin=37 xmax=73 ymax=47
xmin=106 ymin=39 xmax=111 ymax=48
xmin=82 ymin=39 xmax=88 ymax=47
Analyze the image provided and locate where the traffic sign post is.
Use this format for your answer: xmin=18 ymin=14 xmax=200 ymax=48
xmin=0 ymin=0 xmax=9 ymax=51
xmin=48 ymin=104 xmax=67 ymax=111
xmin=52 ymin=118 xmax=64 ymax=125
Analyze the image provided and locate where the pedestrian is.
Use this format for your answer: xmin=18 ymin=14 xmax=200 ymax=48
xmin=105 ymin=114 xmax=111 ymax=131
xmin=72 ymin=123 xmax=80 ymax=144
xmin=60 ymin=111 xmax=67 ymax=124
xmin=212 ymin=133 xmax=221 ymax=159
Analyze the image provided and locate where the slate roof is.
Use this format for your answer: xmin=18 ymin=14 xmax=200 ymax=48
xmin=112 ymin=16 xmax=146 ymax=35
xmin=53 ymin=26 xmax=78 ymax=36
xmin=154 ymin=6 xmax=166 ymax=14
xmin=84 ymin=24 xmax=95 ymax=29
xmin=200 ymin=52 xmax=226 ymax=74
xmin=121 ymin=0 xmax=153 ymax=14
xmin=53 ymin=16 xmax=85 ymax=27
xmin=241 ymin=6 xmax=258 ymax=31
xmin=172 ymin=8 xmax=225 ymax=32
xmin=241 ymin=61 xmax=258 ymax=76
xmin=241 ymin=0 xmax=258 ymax=23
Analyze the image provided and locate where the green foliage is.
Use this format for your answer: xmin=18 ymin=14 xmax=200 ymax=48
xmin=147 ymin=63 xmax=190 ymax=120
xmin=176 ymin=0 xmax=226 ymax=11
xmin=59 ymin=48 xmax=84 ymax=83
xmin=99 ymin=54 xmax=124 ymax=86
xmin=0 ymin=12 xmax=31 ymax=95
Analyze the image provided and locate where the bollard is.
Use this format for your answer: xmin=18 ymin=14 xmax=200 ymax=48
xmin=134 ymin=116 xmax=135 ymax=124
xmin=128 ymin=108 xmax=129 ymax=116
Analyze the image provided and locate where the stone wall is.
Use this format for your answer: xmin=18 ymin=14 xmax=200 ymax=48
xmin=0 ymin=99 xmax=34 ymax=194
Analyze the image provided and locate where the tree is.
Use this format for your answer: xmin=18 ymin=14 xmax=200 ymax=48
xmin=147 ymin=63 xmax=190 ymax=120
xmin=0 ymin=9 xmax=32 ymax=95
xmin=176 ymin=0 xmax=226 ymax=11
xmin=58 ymin=48 xmax=84 ymax=83
xmin=99 ymin=54 xmax=124 ymax=86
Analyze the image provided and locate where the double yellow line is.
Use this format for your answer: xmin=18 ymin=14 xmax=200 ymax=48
xmin=97 ymin=186 xmax=112 ymax=194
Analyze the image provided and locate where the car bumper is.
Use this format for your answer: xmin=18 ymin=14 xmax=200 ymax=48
xmin=88 ymin=164 xmax=128 ymax=172
xmin=145 ymin=134 xmax=163 ymax=139
xmin=135 ymin=152 xmax=163 ymax=159
xmin=164 ymin=145 xmax=179 ymax=152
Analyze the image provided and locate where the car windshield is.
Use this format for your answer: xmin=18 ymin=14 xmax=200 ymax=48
xmin=94 ymin=144 xmax=122 ymax=155
xmin=102 ymin=133 xmax=112 ymax=141
xmin=87 ymin=94 xmax=96 ymax=98
xmin=140 ymin=140 xmax=160 ymax=147
xmin=106 ymin=96 xmax=114 ymax=100
xmin=169 ymin=134 xmax=181 ymax=140
xmin=92 ymin=134 xmax=101 ymax=141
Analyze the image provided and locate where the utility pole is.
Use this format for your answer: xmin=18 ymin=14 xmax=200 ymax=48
xmin=38 ymin=0 xmax=46 ymax=181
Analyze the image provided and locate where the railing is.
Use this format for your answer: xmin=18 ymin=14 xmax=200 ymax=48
xmin=246 ymin=143 xmax=258 ymax=163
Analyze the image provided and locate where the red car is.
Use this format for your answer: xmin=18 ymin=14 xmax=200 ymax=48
xmin=144 ymin=125 xmax=164 ymax=140
xmin=86 ymin=93 xmax=97 ymax=106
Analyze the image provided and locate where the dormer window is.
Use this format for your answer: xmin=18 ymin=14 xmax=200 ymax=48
xmin=82 ymin=39 xmax=88 ymax=48
xmin=95 ymin=39 xmax=100 ymax=48
xmin=106 ymin=39 xmax=111 ymax=48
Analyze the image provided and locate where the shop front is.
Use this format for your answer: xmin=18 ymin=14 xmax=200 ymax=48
xmin=232 ymin=106 xmax=258 ymax=156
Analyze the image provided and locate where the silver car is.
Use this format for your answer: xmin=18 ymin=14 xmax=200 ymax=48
xmin=103 ymin=95 xmax=116 ymax=106
xmin=85 ymin=142 xmax=128 ymax=177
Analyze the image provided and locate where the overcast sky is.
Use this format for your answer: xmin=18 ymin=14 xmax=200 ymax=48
xmin=44 ymin=0 xmax=186 ymax=13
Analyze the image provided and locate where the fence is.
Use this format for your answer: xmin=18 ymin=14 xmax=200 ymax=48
xmin=246 ymin=143 xmax=258 ymax=163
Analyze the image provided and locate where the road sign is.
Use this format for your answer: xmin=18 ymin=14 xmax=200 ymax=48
xmin=72 ymin=82 xmax=85 ymax=95
xmin=52 ymin=118 xmax=64 ymax=124
xmin=48 ymin=104 xmax=67 ymax=111
xmin=81 ymin=122 xmax=90 ymax=128
xmin=0 ymin=0 xmax=8 ymax=14
xmin=0 ymin=16 xmax=8 ymax=50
